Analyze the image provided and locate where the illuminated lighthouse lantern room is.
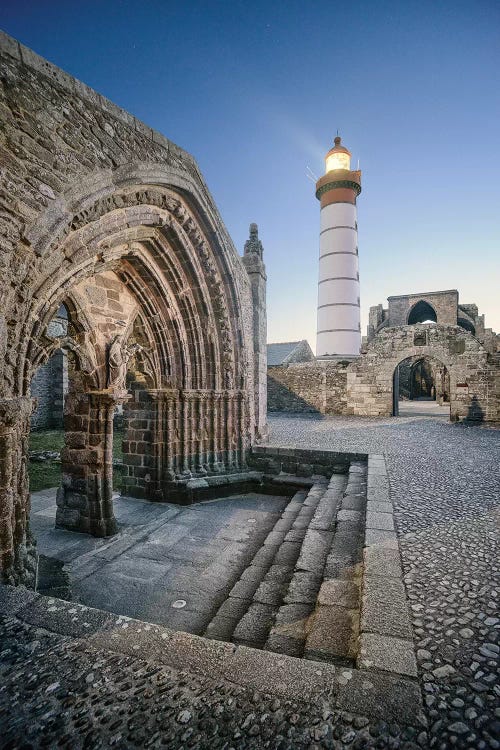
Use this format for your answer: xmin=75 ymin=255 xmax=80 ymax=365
xmin=315 ymin=136 xmax=362 ymax=357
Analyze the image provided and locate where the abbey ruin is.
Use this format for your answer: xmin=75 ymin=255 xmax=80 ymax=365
xmin=0 ymin=29 xmax=499 ymax=750
xmin=0 ymin=31 xmax=267 ymax=585
xmin=268 ymin=289 xmax=499 ymax=420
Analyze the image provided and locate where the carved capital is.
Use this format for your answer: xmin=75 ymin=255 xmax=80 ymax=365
xmin=88 ymin=389 xmax=130 ymax=407
xmin=147 ymin=388 xmax=180 ymax=402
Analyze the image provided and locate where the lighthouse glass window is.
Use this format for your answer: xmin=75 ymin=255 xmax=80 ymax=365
xmin=326 ymin=151 xmax=350 ymax=172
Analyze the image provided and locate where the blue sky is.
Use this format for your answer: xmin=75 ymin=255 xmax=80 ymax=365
xmin=2 ymin=0 xmax=499 ymax=347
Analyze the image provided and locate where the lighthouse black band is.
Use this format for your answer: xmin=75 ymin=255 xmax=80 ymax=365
xmin=316 ymin=180 xmax=362 ymax=200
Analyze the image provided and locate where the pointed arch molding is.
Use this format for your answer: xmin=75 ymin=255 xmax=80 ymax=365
xmin=19 ymin=177 xmax=250 ymax=397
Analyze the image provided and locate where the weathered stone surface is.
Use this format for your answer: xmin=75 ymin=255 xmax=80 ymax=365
xmin=363 ymin=545 xmax=402 ymax=578
xmin=358 ymin=633 xmax=417 ymax=678
xmin=0 ymin=33 xmax=268 ymax=583
xmin=318 ymin=579 xmax=359 ymax=608
xmin=305 ymin=605 xmax=359 ymax=662
xmin=266 ymin=323 xmax=499 ymax=421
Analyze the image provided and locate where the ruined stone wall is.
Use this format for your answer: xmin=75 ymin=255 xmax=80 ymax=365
xmin=267 ymin=327 xmax=499 ymax=422
xmin=30 ymin=350 xmax=66 ymax=429
xmin=0 ymin=31 xmax=265 ymax=583
xmin=388 ymin=291 xmax=459 ymax=326
xmin=348 ymin=325 xmax=499 ymax=421
xmin=267 ymin=361 xmax=349 ymax=414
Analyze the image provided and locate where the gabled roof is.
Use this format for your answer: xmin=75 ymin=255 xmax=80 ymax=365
xmin=267 ymin=340 xmax=314 ymax=366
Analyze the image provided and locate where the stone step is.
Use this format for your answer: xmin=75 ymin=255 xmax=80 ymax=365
xmin=304 ymin=461 xmax=368 ymax=666
xmin=203 ymin=488 xmax=308 ymax=642
xmin=265 ymin=474 xmax=348 ymax=657
xmin=230 ymin=479 xmax=329 ymax=648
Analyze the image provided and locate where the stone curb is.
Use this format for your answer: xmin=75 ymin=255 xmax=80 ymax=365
xmin=0 ymin=582 xmax=423 ymax=724
xmin=358 ymin=455 xmax=418 ymax=679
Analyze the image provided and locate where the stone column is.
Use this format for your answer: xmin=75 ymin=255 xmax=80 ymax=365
xmin=242 ymin=223 xmax=268 ymax=442
xmin=57 ymin=390 xmax=121 ymax=537
xmin=212 ymin=392 xmax=222 ymax=472
xmin=0 ymin=396 xmax=37 ymax=586
xmin=144 ymin=388 xmax=179 ymax=497
xmin=181 ymin=392 xmax=190 ymax=474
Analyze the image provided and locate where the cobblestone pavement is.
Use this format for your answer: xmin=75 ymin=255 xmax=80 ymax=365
xmin=268 ymin=414 xmax=500 ymax=749
xmin=0 ymin=414 xmax=498 ymax=749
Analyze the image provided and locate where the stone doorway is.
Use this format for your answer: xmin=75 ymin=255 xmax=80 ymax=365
xmin=393 ymin=356 xmax=450 ymax=418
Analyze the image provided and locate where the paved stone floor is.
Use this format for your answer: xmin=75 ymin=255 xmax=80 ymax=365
xmin=31 ymin=490 xmax=288 ymax=634
xmin=397 ymin=400 xmax=450 ymax=418
xmin=1 ymin=413 xmax=498 ymax=748
xmin=268 ymin=414 xmax=500 ymax=749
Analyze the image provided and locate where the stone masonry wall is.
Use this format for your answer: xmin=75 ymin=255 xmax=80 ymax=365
xmin=268 ymin=327 xmax=499 ymax=422
xmin=267 ymin=361 xmax=349 ymax=414
xmin=348 ymin=325 xmax=500 ymax=421
xmin=0 ymin=31 xmax=264 ymax=583
xmin=388 ymin=291 xmax=459 ymax=327
xmin=30 ymin=350 xmax=66 ymax=430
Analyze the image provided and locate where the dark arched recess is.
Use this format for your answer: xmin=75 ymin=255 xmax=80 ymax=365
xmin=407 ymin=300 xmax=437 ymax=325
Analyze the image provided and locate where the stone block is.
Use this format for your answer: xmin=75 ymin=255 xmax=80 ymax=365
xmin=318 ymin=579 xmax=359 ymax=608
xmin=204 ymin=614 xmax=238 ymax=641
xmin=361 ymin=596 xmax=413 ymax=640
xmin=296 ymin=529 xmax=332 ymax=572
xmin=273 ymin=541 xmax=302 ymax=566
xmin=232 ymin=602 xmax=277 ymax=646
xmin=366 ymin=500 xmax=392 ymax=514
xmin=340 ymin=495 xmax=365 ymax=511
xmin=253 ymin=577 xmax=290 ymax=606
xmin=335 ymin=669 xmax=423 ymax=724
xmin=364 ymin=529 xmax=398 ymax=548
xmin=0 ymin=583 xmax=38 ymax=615
xmin=212 ymin=595 xmax=249 ymax=622
xmin=265 ymin=631 xmax=304 ymax=657
xmin=363 ymin=545 xmax=402 ymax=578
xmin=358 ymin=633 xmax=417 ymax=677
xmin=323 ymin=554 xmax=361 ymax=581
xmin=284 ymin=570 xmax=322 ymax=605
xmin=224 ymin=644 xmax=339 ymax=703
xmin=17 ymin=595 xmax=116 ymax=637
xmin=305 ymin=605 xmax=358 ymax=661
xmin=365 ymin=511 xmax=394 ymax=531
xmin=266 ymin=603 xmax=311 ymax=655
xmin=362 ymin=574 xmax=412 ymax=639
xmin=337 ymin=509 xmax=363 ymax=522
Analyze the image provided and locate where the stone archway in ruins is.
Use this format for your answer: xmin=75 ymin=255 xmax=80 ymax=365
xmin=392 ymin=354 xmax=450 ymax=416
xmin=1 ymin=171 xmax=257 ymax=586
xmin=347 ymin=324 xmax=495 ymax=421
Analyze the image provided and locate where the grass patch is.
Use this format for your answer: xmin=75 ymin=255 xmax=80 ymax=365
xmin=29 ymin=428 xmax=124 ymax=493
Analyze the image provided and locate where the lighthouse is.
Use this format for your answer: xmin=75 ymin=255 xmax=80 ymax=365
xmin=315 ymin=136 xmax=362 ymax=357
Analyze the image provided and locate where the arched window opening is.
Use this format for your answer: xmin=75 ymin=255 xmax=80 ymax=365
xmin=407 ymin=300 xmax=437 ymax=325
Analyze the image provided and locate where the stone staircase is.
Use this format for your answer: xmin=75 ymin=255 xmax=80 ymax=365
xmin=204 ymin=461 xmax=368 ymax=665
xmin=204 ymin=479 xmax=328 ymax=644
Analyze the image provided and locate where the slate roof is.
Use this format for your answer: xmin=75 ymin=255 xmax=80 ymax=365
xmin=267 ymin=340 xmax=311 ymax=366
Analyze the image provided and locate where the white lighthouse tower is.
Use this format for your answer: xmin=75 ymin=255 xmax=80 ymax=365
xmin=315 ymin=136 xmax=362 ymax=357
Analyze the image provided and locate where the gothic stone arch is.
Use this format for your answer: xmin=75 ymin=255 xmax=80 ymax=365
xmin=0 ymin=37 xmax=263 ymax=585
xmin=347 ymin=325 xmax=496 ymax=421
xmin=392 ymin=354 xmax=450 ymax=416
xmin=407 ymin=300 xmax=438 ymax=325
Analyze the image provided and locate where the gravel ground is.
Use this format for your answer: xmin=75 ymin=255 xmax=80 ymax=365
xmin=267 ymin=414 xmax=500 ymax=750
